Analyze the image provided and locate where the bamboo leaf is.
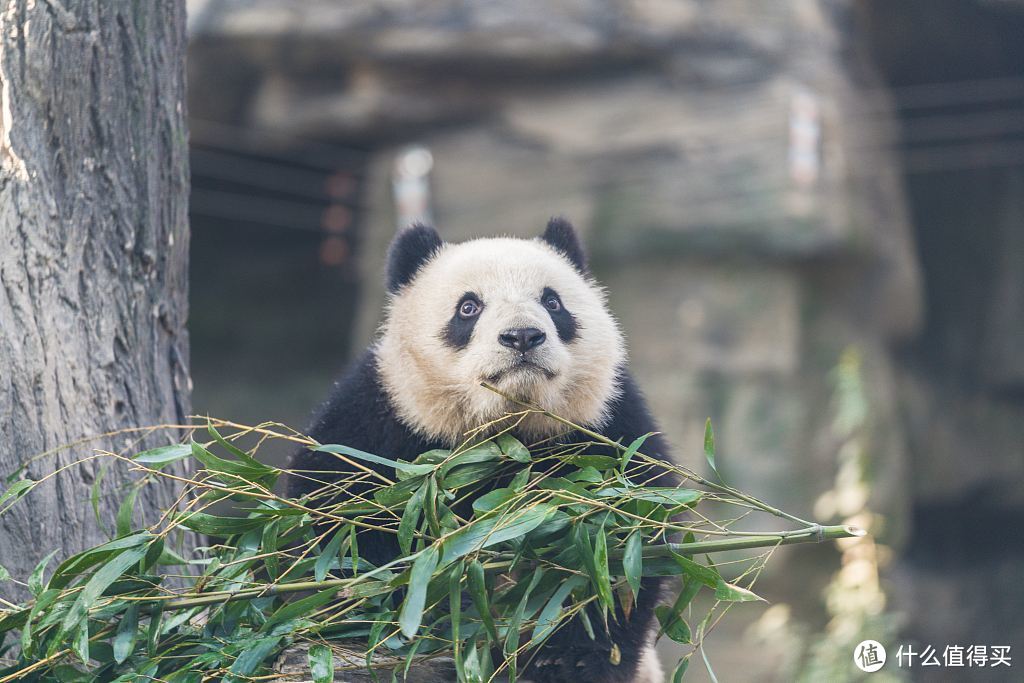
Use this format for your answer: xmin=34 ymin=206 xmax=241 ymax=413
xmin=467 ymin=559 xmax=498 ymax=643
xmin=620 ymin=433 xmax=654 ymax=471
xmin=191 ymin=440 xmax=271 ymax=478
xmin=373 ymin=476 xmax=423 ymax=507
xmin=49 ymin=532 xmax=151 ymax=589
xmin=567 ymin=454 xmax=619 ymax=470
xmin=592 ymin=526 xmax=614 ymax=613
xmin=578 ymin=605 xmax=596 ymax=641
xmin=503 ymin=568 xmax=544 ymax=661
xmin=262 ymin=518 xmax=281 ymax=580
xmin=142 ymin=545 xmax=167 ymax=584
xmin=0 ymin=478 xmax=35 ymax=510
xmin=316 ymin=444 xmax=434 ymax=477
xmin=573 ymin=523 xmax=597 ymax=578
xmin=315 ymin=529 xmax=345 ymax=583
xmin=714 ymin=578 xmax=764 ymax=602
xmin=471 ymin=487 xmax=515 ymax=515
xmin=664 ymin=578 xmax=701 ymax=634
xmin=568 ymin=466 xmax=604 ymax=483
xmin=509 ymin=468 xmax=531 ymax=491
xmin=156 ymin=544 xmax=188 ymax=567
xmin=440 ymin=504 xmax=553 ymax=565
xmin=113 ymin=603 xmax=139 ymax=664
xmin=176 ymin=512 xmax=263 ymax=536
xmin=412 ymin=449 xmax=451 ymax=466
xmin=439 ymin=441 xmax=502 ymax=476
xmin=449 ymin=560 xmax=465 ymax=681
xmin=671 ymin=554 xmax=720 ymax=589
xmin=146 ymin=602 xmax=163 ymax=655
xmin=672 ymin=656 xmax=691 ymax=683
xmin=89 ymin=462 xmax=110 ymax=536
xmin=366 ymin=618 xmax=388 ymax=673
xmin=207 ymin=423 xmax=271 ymax=471
xmin=623 ymin=531 xmax=643 ymax=599
xmin=398 ymin=481 xmax=428 ymax=556
xmin=442 ymin=461 xmax=502 ymax=489
xmin=463 ymin=642 xmax=483 ymax=683
xmin=399 ymin=545 xmax=439 ymax=638
xmin=618 ymin=583 xmax=634 ymax=621
xmin=230 ymin=636 xmax=282 ymax=675
xmin=58 ymin=544 xmax=150 ymax=658
xmin=308 ymin=643 xmax=334 ymax=683
xmin=20 ymin=588 xmax=59 ymax=657
xmin=424 ymin=475 xmax=441 ymax=537
xmin=531 ymin=574 xmax=585 ymax=644
xmin=703 ymin=419 xmax=717 ymax=477
xmin=655 ymin=605 xmax=691 ymax=644
xmin=133 ymin=443 xmax=191 ymax=468
xmin=597 ymin=487 xmax=701 ymax=506
xmin=72 ymin=622 xmax=90 ymax=663
xmin=28 ymin=550 xmax=58 ymax=596
xmin=538 ymin=477 xmax=596 ymax=499
xmin=264 ymin=589 xmax=340 ymax=632
xmin=349 ymin=524 xmax=360 ymax=577
xmin=115 ymin=487 xmax=141 ymax=537
xmin=496 ymin=434 xmax=531 ymax=463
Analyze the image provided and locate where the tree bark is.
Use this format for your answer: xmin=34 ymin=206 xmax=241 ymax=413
xmin=0 ymin=0 xmax=190 ymax=597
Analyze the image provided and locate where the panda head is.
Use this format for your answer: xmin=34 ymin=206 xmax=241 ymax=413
xmin=375 ymin=218 xmax=626 ymax=444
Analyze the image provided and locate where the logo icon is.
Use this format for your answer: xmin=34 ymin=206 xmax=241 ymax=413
xmin=855 ymin=640 xmax=887 ymax=672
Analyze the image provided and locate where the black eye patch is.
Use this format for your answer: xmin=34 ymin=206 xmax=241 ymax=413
xmin=542 ymin=287 xmax=578 ymax=343
xmin=442 ymin=292 xmax=482 ymax=350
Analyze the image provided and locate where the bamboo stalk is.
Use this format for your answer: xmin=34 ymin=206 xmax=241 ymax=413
xmin=149 ymin=525 xmax=862 ymax=611
xmin=644 ymin=524 xmax=864 ymax=557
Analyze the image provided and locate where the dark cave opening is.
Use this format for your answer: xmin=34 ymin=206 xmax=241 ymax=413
xmin=862 ymin=0 xmax=1024 ymax=649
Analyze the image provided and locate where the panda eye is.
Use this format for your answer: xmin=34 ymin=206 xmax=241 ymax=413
xmin=458 ymin=298 xmax=482 ymax=318
xmin=543 ymin=294 xmax=562 ymax=312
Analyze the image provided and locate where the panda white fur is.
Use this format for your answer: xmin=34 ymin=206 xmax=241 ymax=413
xmin=288 ymin=218 xmax=676 ymax=683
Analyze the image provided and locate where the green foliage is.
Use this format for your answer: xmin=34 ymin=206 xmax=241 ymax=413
xmin=0 ymin=414 xmax=855 ymax=682
xmin=703 ymin=418 xmax=717 ymax=477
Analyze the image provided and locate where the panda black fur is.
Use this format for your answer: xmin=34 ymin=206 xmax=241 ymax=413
xmin=288 ymin=218 xmax=677 ymax=683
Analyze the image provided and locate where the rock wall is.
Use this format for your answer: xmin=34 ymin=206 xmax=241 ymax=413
xmin=303 ymin=0 xmax=921 ymax=546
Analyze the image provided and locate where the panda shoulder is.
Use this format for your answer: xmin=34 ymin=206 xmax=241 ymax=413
xmin=302 ymin=350 xmax=395 ymax=450
xmin=599 ymin=367 xmax=675 ymax=462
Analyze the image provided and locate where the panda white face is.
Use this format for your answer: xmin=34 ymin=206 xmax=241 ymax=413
xmin=375 ymin=224 xmax=625 ymax=445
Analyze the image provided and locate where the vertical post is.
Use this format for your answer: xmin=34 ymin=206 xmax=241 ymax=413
xmin=392 ymin=145 xmax=434 ymax=229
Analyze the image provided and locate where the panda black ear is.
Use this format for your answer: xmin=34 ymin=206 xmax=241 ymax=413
xmin=386 ymin=224 xmax=443 ymax=292
xmin=540 ymin=217 xmax=588 ymax=274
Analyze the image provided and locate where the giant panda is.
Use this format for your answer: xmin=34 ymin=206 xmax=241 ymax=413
xmin=288 ymin=218 xmax=677 ymax=683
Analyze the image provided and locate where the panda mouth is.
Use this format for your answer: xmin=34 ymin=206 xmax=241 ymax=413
xmin=485 ymin=358 xmax=556 ymax=383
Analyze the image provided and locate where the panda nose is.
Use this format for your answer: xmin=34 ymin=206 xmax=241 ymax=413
xmin=499 ymin=328 xmax=546 ymax=353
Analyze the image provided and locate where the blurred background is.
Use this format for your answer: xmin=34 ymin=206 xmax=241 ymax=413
xmin=184 ymin=1 xmax=1023 ymax=679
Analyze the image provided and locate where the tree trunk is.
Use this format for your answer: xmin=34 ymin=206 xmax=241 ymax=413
xmin=0 ymin=0 xmax=190 ymax=597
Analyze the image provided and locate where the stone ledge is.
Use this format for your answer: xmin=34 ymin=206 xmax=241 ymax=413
xmin=274 ymin=643 xmax=459 ymax=683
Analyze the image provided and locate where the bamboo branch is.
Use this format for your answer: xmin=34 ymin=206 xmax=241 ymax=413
xmin=133 ymin=525 xmax=864 ymax=612
xmin=643 ymin=524 xmax=864 ymax=557
xmin=480 ymin=382 xmax=815 ymax=526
